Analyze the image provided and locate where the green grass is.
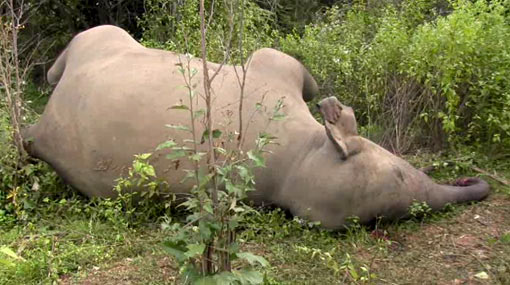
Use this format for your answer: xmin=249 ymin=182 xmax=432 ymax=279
xmin=0 ymin=216 xmax=165 ymax=284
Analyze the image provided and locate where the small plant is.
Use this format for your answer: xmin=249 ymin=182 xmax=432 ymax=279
xmin=0 ymin=246 xmax=24 ymax=267
xmin=91 ymin=153 xmax=174 ymax=228
xmin=408 ymin=200 xmax=432 ymax=220
xmin=156 ymin=1 xmax=275 ymax=282
xmin=159 ymin=114 xmax=273 ymax=282
xmin=294 ymin=246 xmax=376 ymax=282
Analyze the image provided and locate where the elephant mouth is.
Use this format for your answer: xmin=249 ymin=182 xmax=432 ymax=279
xmin=452 ymin=177 xmax=481 ymax=187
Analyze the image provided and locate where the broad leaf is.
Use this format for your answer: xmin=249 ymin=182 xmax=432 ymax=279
xmin=0 ymin=247 xmax=23 ymax=261
xmin=194 ymin=109 xmax=205 ymax=119
xmin=214 ymin=146 xmax=227 ymax=155
xmin=137 ymin=153 xmax=152 ymax=160
xmin=247 ymin=151 xmax=265 ymax=168
xmin=162 ymin=241 xmax=187 ymax=263
xmin=190 ymin=152 xmax=206 ymax=162
xmin=201 ymin=129 xmax=222 ymax=143
xmin=233 ymin=269 xmax=265 ymax=284
xmin=203 ymin=203 xmax=214 ymax=215
xmin=236 ymin=252 xmax=269 ymax=267
xmin=180 ymin=170 xmax=197 ymax=184
xmin=184 ymin=243 xmax=206 ymax=258
xmin=143 ymin=165 xmax=156 ymax=177
xmin=194 ymin=276 xmax=218 ymax=285
xmin=166 ymin=150 xmax=186 ymax=160
xmin=212 ymin=272 xmax=238 ymax=284
xmin=198 ymin=220 xmax=212 ymax=240
xmin=156 ymin=140 xmax=177 ymax=151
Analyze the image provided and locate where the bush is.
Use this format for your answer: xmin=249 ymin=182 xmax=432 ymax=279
xmin=0 ymin=108 xmax=68 ymax=224
xmin=280 ymin=0 xmax=510 ymax=153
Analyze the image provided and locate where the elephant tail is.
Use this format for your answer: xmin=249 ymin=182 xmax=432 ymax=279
xmin=429 ymin=177 xmax=490 ymax=209
xmin=47 ymin=47 xmax=68 ymax=85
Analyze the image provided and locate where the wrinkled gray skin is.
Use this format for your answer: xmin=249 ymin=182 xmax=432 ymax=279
xmin=23 ymin=25 xmax=490 ymax=229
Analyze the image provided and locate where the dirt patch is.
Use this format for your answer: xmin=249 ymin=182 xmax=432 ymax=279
xmin=363 ymin=194 xmax=510 ymax=284
xmin=59 ymin=254 xmax=178 ymax=285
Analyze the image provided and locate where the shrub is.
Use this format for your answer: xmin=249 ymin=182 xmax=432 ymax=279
xmin=280 ymin=0 xmax=510 ymax=153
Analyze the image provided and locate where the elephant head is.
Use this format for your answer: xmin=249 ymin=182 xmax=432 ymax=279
xmin=273 ymin=96 xmax=490 ymax=229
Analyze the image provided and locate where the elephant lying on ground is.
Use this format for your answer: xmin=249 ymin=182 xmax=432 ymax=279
xmin=23 ymin=25 xmax=490 ymax=229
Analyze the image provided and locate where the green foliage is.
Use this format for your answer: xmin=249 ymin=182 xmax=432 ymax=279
xmin=295 ymin=246 xmax=376 ymax=282
xmin=108 ymin=153 xmax=174 ymax=227
xmin=139 ymin=0 xmax=276 ymax=63
xmin=0 ymin=109 xmax=67 ymax=225
xmin=404 ymin=0 xmax=510 ymax=148
xmin=281 ymin=0 xmax=510 ymax=153
xmin=408 ymin=201 xmax=432 ymax=220
xmin=0 ymin=217 xmax=159 ymax=284
xmin=255 ymin=0 xmax=334 ymax=34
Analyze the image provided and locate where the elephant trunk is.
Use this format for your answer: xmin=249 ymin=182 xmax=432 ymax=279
xmin=427 ymin=177 xmax=490 ymax=210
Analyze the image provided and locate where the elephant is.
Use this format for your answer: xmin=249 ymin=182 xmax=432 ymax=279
xmin=23 ymin=25 xmax=490 ymax=229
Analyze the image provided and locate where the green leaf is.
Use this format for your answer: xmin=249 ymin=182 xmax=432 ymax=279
xmin=180 ymin=170 xmax=197 ymax=184
xmin=500 ymin=233 xmax=510 ymax=244
xmin=236 ymin=252 xmax=270 ymax=267
xmin=0 ymin=247 xmax=23 ymax=261
xmin=170 ymin=104 xmax=189 ymax=110
xmin=137 ymin=153 xmax=152 ymax=160
xmin=195 ymin=276 xmax=218 ymax=285
xmin=184 ymin=243 xmax=206 ymax=258
xmin=247 ymin=151 xmax=265 ymax=168
xmin=198 ymin=220 xmax=212 ymax=240
xmin=212 ymin=272 xmax=238 ymax=284
xmin=198 ymin=173 xmax=214 ymax=189
xmin=203 ymin=203 xmax=214 ymax=215
xmin=474 ymin=271 xmax=489 ymax=280
xmin=233 ymin=269 xmax=265 ymax=284
xmin=271 ymin=113 xmax=286 ymax=121
xmin=166 ymin=150 xmax=186 ymax=160
xmin=236 ymin=165 xmax=252 ymax=184
xmin=0 ymin=259 xmax=15 ymax=267
xmin=194 ymin=109 xmax=205 ymax=119
xmin=215 ymin=147 xmax=227 ymax=155
xmin=165 ymin=124 xmax=190 ymax=132
xmin=190 ymin=152 xmax=206 ymax=162
xmin=156 ymin=140 xmax=177 ymax=151
xmin=162 ymin=241 xmax=188 ymax=263
xmin=349 ymin=265 xmax=359 ymax=280
xmin=144 ymin=165 xmax=156 ymax=177
xmin=201 ymin=129 xmax=222 ymax=143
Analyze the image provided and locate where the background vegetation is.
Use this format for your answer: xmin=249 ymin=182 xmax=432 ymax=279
xmin=1 ymin=0 xmax=509 ymax=283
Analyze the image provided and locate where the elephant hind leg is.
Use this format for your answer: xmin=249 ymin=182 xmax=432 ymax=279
xmin=47 ymin=47 xmax=68 ymax=86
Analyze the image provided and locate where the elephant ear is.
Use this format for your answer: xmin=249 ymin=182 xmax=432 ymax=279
xmin=319 ymin=97 xmax=359 ymax=160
